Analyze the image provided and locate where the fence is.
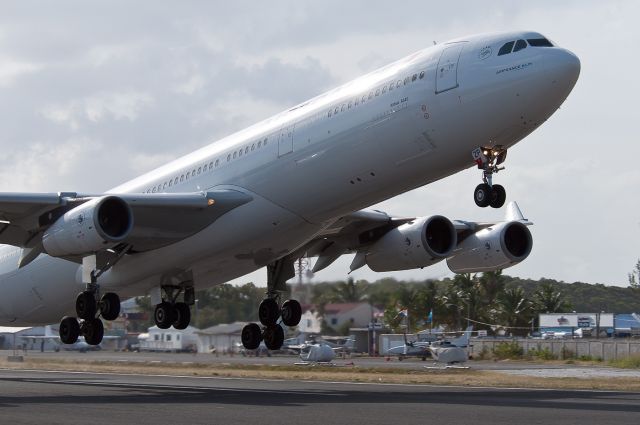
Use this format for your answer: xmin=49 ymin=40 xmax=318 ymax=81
xmin=469 ymin=338 xmax=640 ymax=361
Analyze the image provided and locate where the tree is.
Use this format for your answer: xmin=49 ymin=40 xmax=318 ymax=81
xmin=533 ymin=280 xmax=572 ymax=313
xmin=496 ymin=286 xmax=532 ymax=336
xmin=629 ymin=259 xmax=640 ymax=289
xmin=330 ymin=277 xmax=368 ymax=303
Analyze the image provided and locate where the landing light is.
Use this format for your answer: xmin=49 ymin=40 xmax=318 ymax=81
xmin=0 ymin=220 xmax=10 ymax=224
xmin=207 ymin=199 xmax=215 ymax=206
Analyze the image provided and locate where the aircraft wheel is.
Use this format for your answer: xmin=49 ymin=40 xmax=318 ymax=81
xmin=281 ymin=299 xmax=302 ymax=327
xmin=241 ymin=323 xmax=262 ymax=350
xmin=99 ymin=292 xmax=121 ymax=321
xmin=154 ymin=302 xmax=176 ymax=329
xmin=490 ymin=184 xmax=506 ymax=209
xmin=173 ymin=302 xmax=191 ymax=330
xmin=474 ymin=184 xmax=492 ymax=208
xmin=263 ymin=325 xmax=284 ymax=350
xmin=258 ymin=298 xmax=280 ymax=326
xmin=59 ymin=316 xmax=80 ymax=344
xmin=76 ymin=291 xmax=97 ymax=320
xmin=84 ymin=318 xmax=104 ymax=345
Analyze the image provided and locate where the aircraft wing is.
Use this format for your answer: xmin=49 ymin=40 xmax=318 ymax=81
xmin=297 ymin=202 xmax=531 ymax=273
xmin=0 ymin=190 xmax=252 ymax=265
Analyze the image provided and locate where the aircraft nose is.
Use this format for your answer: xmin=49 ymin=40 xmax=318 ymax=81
xmin=556 ymin=48 xmax=581 ymax=87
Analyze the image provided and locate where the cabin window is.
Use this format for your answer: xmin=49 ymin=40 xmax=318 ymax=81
xmin=251 ymin=144 xmax=255 ymax=151
xmin=368 ymin=91 xmax=373 ymax=100
xmin=382 ymin=85 xmax=387 ymax=94
xmin=163 ymin=182 xmax=167 ymax=189
xmin=174 ymin=177 xmax=178 ymax=185
xmin=412 ymin=74 xmax=417 ymax=82
xmin=215 ymin=159 xmax=219 ymax=167
xmin=186 ymin=171 xmax=190 ymax=179
xmin=238 ymin=149 xmax=243 ymax=157
xmin=258 ymin=141 xmax=262 ymax=148
xmin=180 ymin=175 xmax=184 ymax=182
xmin=498 ymin=41 xmax=515 ymax=56
xmin=233 ymin=152 xmax=237 ymax=159
xmin=152 ymin=187 xmax=157 ymax=193
xmin=361 ymin=95 xmax=366 ymax=103
xmin=227 ymin=154 xmax=231 ymax=161
xmin=209 ymin=161 xmax=213 ymax=170
xmin=334 ymin=107 xmax=339 ymax=114
xmin=354 ymin=97 xmax=359 ymax=106
xmin=197 ymin=167 xmax=201 ymax=175
xmin=328 ymin=110 xmax=332 ymax=117
xmin=513 ymin=39 xmax=527 ymax=52
xmin=404 ymin=76 xmax=410 ymax=85
xmin=341 ymin=104 xmax=345 ymax=112
xmin=348 ymin=101 xmax=352 ymax=109
xmin=192 ymin=169 xmax=196 ymax=176
xmin=419 ymin=71 xmax=425 ymax=79
xmin=389 ymin=82 xmax=394 ymax=91
xmin=264 ymin=138 xmax=267 ymax=145
xmin=397 ymin=80 xmax=402 ymax=88
xmin=245 ymin=147 xmax=249 ymax=154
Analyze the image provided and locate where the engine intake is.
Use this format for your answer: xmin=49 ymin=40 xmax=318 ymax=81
xmin=446 ymin=221 xmax=532 ymax=273
xmin=43 ymin=196 xmax=133 ymax=257
xmin=365 ymin=215 xmax=457 ymax=272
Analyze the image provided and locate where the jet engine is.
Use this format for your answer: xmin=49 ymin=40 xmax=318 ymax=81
xmin=42 ymin=196 xmax=133 ymax=257
xmin=365 ymin=215 xmax=457 ymax=272
xmin=446 ymin=221 xmax=532 ymax=273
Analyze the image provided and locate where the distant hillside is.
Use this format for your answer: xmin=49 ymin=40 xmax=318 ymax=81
xmin=504 ymin=277 xmax=640 ymax=313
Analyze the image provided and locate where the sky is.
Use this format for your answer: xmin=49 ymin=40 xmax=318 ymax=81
xmin=0 ymin=1 xmax=638 ymax=287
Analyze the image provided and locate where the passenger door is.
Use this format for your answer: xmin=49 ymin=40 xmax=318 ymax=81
xmin=278 ymin=125 xmax=295 ymax=157
xmin=435 ymin=42 xmax=466 ymax=94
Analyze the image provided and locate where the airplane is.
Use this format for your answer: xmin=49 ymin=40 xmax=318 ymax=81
xmin=19 ymin=324 xmax=115 ymax=352
xmin=386 ymin=333 xmax=437 ymax=361
xmin=0 ymin=31 xmax=580 ymax=352
xmin=427 ymin=326 xmax=473 ymax=365
xmin=297 ymin=342 xmax=336 ymax=364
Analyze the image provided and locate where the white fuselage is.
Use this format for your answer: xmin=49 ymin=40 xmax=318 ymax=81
xmin=0 ymin=31 xmax=580 ymax=325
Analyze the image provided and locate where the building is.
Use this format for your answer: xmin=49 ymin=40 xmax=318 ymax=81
xmin=138 ymin=325 xmax=199 ymax=352
xmin=298 ymin=305 xmax=322 ymax=334
xmin=194 ymin=322 xmax=247 ymax=354
xmin=539 ymin=313 xmax=615 ymax=337
xmin=323 ymin=302 xmax=379 ymax=332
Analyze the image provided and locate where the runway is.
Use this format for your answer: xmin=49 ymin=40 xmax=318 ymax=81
xmin=1 ymin=369 xmax=639 ymax=425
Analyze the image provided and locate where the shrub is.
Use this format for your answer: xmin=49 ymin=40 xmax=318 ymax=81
xmin=492 ymin=341 xmax=523 ymax=360
xmin=475 ymin=346 xmax=492 ymax=360
xmin=609 ymin=355 xmax=640 ymax=369
xmin=529 ymin=347 xmax=556 ymax=360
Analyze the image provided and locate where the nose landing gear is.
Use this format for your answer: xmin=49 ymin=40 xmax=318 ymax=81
xmin=472 ymin=146 xmax=507 ymax=209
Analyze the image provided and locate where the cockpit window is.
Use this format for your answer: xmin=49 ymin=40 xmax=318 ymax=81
xmin=527 ymin=38 xmax=553 ymax=47
xmin=498 ymin=41 xmax=515 ymax=56
xmin=513 ymin=39 xmax=527 ymax=52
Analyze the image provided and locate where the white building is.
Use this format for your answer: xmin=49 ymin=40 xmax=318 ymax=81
xmin=194 ymin=322 xmax=247 ymax=354
xmin=299 ymin=306 xmax=322 ymax=334
xmin=139 ymin=325 xmax=199 ymax=352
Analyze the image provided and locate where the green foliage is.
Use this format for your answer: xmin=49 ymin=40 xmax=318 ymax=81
xmin=492 ymin=341 xmax=523 ymax=359
xmin=528 ymin=347 xmax=556 ymax=360
xmin=609 ymin=355 xmax=640 ymax=369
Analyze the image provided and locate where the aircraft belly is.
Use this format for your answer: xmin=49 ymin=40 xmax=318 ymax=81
xmin=99 ymin=188 xmax=322 ymax=291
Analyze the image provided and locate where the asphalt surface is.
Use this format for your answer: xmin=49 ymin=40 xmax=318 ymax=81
xmin=1 ymin=368 xmax=639 ymax=425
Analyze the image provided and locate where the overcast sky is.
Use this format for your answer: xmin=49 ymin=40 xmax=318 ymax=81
xmin=1 ymin=1 xmax=638 ymax=287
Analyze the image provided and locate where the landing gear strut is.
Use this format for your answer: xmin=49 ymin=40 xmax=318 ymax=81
xmin=241 ymin=259 xmax=302 ymax=351
xmin=472 ymin=146 xmax=507 ymax=209
xmin=59 ymin=247 xmax=130 ymax=346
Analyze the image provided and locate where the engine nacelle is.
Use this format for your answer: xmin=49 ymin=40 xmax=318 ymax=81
xmin=446 ymin=221 xmax=532 ymax=273
xmin=366 ymin=215 xmax=457 ymax=272
xmin=42 ymin=196 xmax=133 ymax=257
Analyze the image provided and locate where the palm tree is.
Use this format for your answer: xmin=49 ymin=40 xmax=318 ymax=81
xmin=496 ymin=286 xmax=532 ymax=336
xmin=330 ymin=277 xmax=368 ymax=303
xmin=533 ymin=281 xmax=572 ymax=313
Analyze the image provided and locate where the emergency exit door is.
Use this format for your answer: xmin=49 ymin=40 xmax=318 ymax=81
xmin=435 ymin=42 xmax=466 ymax=94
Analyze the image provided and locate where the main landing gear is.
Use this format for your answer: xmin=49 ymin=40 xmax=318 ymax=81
xmin=59 ymin=248 xmax=131 ymax=345
xmin=472 ymin=146 xmax=508 ymax=209
xmin=153 ymin=285 xmax=194 ymax=330
xmin=241 ymin=259 xmax=302 ymax=351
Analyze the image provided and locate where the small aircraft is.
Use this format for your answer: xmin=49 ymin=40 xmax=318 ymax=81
xmin=297 ymin=342 xmax=336 ymax=364
xmin=427 ymin=326 xmax=472 ymax=365
xmin=387 ymin=332 xmax=438 ymax=361
xmin=20 ymin=324 xmax=111 ymax=352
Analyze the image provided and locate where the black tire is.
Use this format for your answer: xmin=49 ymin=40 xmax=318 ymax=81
xmin=241 ymin=323 xmax=262 ymax=350
xmin=173 ymin=302 xmax=191 ymax=330
xmin=258 ymin=298 xmax=280 ymax=326
xmin=263 ymin=324 xmax=284 ymax=350
xmin=474 ymin=184 xmax=492 ymax=208
xmin=490 ymin=184 xmax=506 ymax=209
xmin=76 ymin=291 xmax=97 ymax=320
xmin=99 ymin=292 xmax=121 ymax=321
xmin=154 ymin=302 xmax=176 ymax=329
xmin=281 ymin=299 xmax=302 ymax=327
xmin=84 ymin=318 xmax=104 ymax=345
xmin=59 ymin=316 xmax=80 ymax=344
